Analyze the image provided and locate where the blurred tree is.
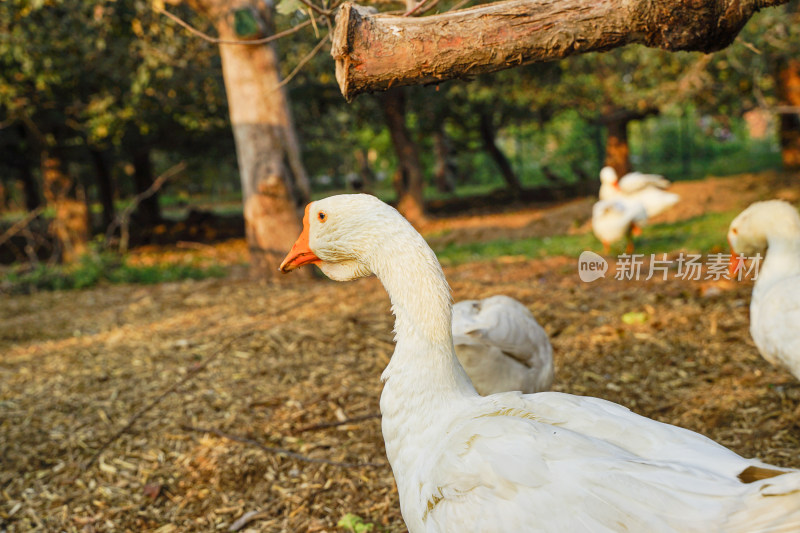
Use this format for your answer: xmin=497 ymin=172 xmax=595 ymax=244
xmin=178 ymin=0 xmax=314 ymax=276
xmin=0 ymin=0 xmax=230 ymax=260
xmin=382 ymin=88 xmax=426 ymax=224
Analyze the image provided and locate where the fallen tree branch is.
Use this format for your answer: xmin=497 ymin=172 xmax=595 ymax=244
xmin=104 ymin=161 xmax=186 ymax=253
xmin=181 ymin=425 xmax=385 ymax=468
xmin=295 ymin=412 xmax=381 ymax=432
xmin=331 ymin=0 xmax=789 ymax=101
xmin=0 ymin=206 xmax=45 ymax=249
xmin=83 ymin=331 xmax=254 ymax=469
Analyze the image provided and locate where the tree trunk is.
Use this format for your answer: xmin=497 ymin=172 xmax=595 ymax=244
xmin=777 ymin=58 xmax=800 ymax=170
xmin=353 ymin=148 xmax=374 ymax=191
xmin=331 ymin=0 xmax=787 ymax=101
xmin=432 ymin=128 xmax=456 ymax=194
xmin=600 ymin=107 xmax=658 ymax=177
xmin=41 ymin=153 xmax=89 ymax=263
xmin=90 ymin=149 xmax=116 ymax=230
xmin=479 ymin=112 xmax=521 ymax=192
xmin=604 ymin=118 xmax=631 ymax=178
xmin=15 ymin=124 xmax=42 ymax=211
xmin=131 ymin=147 xmax=162 ymax=225
xmin=381 ymin=88 xmax=426 ymax=226
xmin=19 ymin=161 xmax=41 ymax=212
xmin=184 ymin=0 xmax=311 ymax=277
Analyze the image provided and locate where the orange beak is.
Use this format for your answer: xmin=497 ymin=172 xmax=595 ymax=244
xmin=728 ymin=238 xmax=745 ymax=278
xmin=279 ymin=204 xmax=321 ymax=273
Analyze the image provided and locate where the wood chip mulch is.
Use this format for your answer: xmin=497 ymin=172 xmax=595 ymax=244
xmin=2 ymin=254 xmax=799 ymax=532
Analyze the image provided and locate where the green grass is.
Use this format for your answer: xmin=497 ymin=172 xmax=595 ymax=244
xmin=434 ymin=210 xmax=736 ymax=265
xmin=2 ymin=252 xmax=227 ymax=294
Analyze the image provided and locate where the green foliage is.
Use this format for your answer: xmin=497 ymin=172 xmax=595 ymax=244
xmin=434 ymin=210 xmax=736 ymax=265
xmin=2 ymin=252 xmax=226 ymax=294
xmin=630 ymin=111 xmax=781 ymax=181
xmin=233 ymin=8 xmax=261 ymax=37
xmin=337 ymin=513 xmax=374 ymax=533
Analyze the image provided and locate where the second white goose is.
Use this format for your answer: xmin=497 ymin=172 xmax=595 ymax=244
xmin=452 ymin=295 xmax=553 ymax=395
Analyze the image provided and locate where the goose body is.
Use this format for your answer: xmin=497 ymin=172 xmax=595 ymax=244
xmin=452 ymin=295 xmax=553 ymax=395
xmin=599 ymin=166 xmax=680 ymax=218
xmin=280 ymin=194 xmax=800 ymax=533
xmin=591 ymin=198 xmax=648 ymax=253
xmin=728 ymin=200 xmax=800 ymax=380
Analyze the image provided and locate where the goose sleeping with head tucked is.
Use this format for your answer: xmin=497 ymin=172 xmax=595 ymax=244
xmin=728 ymin=200 xmax=800 ymax=381
xmin=281 ymin=194 xmax=800 ymax=533
xmin=452 ymin=295 xmax=553 ymax=395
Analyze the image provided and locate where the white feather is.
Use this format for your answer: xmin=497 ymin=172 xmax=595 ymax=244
xmin=591 ymin=198 xmax=647 ymax=247
xmin=599 ymin=166 xmax=680 ymax=218
xmin=452 ymin=295 xmax=554 ymax=395
xmin=729 ymin=200 xmax=800 ymax=380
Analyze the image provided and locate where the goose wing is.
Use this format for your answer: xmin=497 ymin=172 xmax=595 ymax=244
xmin=417 ymin=392 xmax=800 ymax=533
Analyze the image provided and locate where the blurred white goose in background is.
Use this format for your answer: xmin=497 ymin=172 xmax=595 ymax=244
xmin=281 ymin=194 xmax=800 ymax=533
xmin=591 ymin=198 xmax=648 ymax=254
xmin=452 ymin=295 xmax=553 ymax=395
xmin=728 ymin=200 xmax=800 ymax=380
xmin=599 ymin=166 xmax=680 ymax=218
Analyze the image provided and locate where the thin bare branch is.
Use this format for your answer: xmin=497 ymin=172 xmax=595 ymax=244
xmin=404 ymin=0 xmax=432 ymax=16
xmin=296 ymin=0 xmax=332 ymax=17
xmin=157 ymin=7 xmax=316 ymax=45
xmin=181 ymin=425 xmax=385 ymax=468
xmin=446 ymin=0 xmax=473 ymax=13
xmin=275 ymin=33 xmax=331 ymax=91
xmin=736 ymin=36 xmax=763 ymax=55
xmin=84 ymin=331 xmax=256 ymax=469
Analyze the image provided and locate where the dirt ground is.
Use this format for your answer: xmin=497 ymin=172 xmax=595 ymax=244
xmin=2 ymin=172 xmax=800 ymax=532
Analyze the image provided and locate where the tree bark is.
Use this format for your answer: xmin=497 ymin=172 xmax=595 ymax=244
xmin=90 ymin=149 xmax=116 ymax=230
xmin=479 ymin=112 xmax=521 ymax=192
xmin=381 ymin=88 xmax=426 ymax=226
xmin=604 ymin=118 xmax=631 ymax=178
xmin=599 ymin=107 xmax=658 ymax=177
xmin=131 ymin=147 xmax=162 ymax=225
xmin=184 ymin=0 xmax=311 ymax=278
xmin=777 ymin=58 xmax=800 ymax=170
xmin=331 ymin=0 xmax=788 ymax=101
xmin=19 ymin=160 xmax=41 ymax=212
xmin=41 ymin=153 xmax=89 ymax=263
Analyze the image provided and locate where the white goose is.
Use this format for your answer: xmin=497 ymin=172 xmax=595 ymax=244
xmin=452 ymin=295 xmax=553 ymax=395
xmin=591 ymin=198 xmax=648 ymax=254
xmin=728 ymin=200 xmax=800 ymax=380
xmin=599 ymin=166 xmax=680 ymax=218
xmin=280 ymin=194 xmax=800 ymax=533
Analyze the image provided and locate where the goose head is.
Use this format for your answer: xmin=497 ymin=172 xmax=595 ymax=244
xmin=728 ymin=200 xmax=800 ymax=257
xmin=599 ymin=166 xmax=619 ymax=185
xmin=279 ymin=193 xmax=437 ymax=284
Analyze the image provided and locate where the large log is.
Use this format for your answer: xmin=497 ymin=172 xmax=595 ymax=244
xmin=331 ymin=0 xmax=787 ymax=101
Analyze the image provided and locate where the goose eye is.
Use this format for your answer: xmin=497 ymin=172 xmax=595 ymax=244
xmin=318 ymin=211 xmax=327 ymax=222
xmin=731 ymin=227 xmax=738 ymax=235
